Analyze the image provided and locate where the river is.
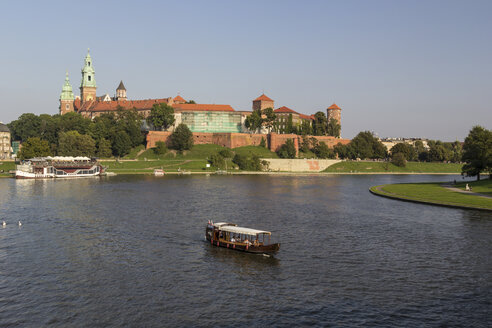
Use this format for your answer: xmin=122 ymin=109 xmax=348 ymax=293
xmin=0 ymin=175 xmax=490 ymax=327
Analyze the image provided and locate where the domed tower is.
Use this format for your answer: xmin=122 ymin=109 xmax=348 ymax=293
xmin=80 ymin=49 xmax=97 ymax=103
xmin=327 ymin=103 xmax=342 ymax=135
xmin=59 ymin=72 xmax=74 ymax=115
xmin=116 ymin=80 xmax=127 ymax=100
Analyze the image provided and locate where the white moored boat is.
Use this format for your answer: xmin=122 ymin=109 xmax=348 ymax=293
xmin=15 ymin=156 xmax=103 ymax=179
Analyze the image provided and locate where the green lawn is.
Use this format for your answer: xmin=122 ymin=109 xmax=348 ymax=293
xmin=124 ymin=145 xmax=146 ymax=159
xmin=0 ymin=161 xmax=15 ymax=177
xmin=455 ymin=179 xmax=492 ymax=196
xmin=370 ymin=181 xmax=492 ymax=210
xmin=324 ymin=161 xmax=463 ymax=173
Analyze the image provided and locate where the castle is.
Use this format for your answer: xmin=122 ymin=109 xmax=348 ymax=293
xmin=60 ymin=50 xmax=342 ymax=137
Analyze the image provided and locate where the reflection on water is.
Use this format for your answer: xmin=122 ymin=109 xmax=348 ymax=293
xmin=0 ymin=174 xmax=490 ymax=327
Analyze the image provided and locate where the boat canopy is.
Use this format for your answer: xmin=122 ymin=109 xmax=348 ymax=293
xmin=219 ymin=225 xmax=271 ymax=236
xmin=213 ymin=222 xmax=237 ymax=227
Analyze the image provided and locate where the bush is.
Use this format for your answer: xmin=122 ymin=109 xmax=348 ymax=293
xmin=313 ymin=141 xmax=334 ymax=159
xmin=154 ymin=141 xmax=168 ymax=155
xmin=232 ymin=154 xmax=262 ymax=171
xmin=277 ymin=139 xmax=296 ymax=159
xmin=209 ymin=153 xmax=226 ymax=169
xmin=218 ymin=148 xmax=233 ymax=158
xmin=170 ymin=124 xmax=193 ymax=151
xmin=392 ymin=152 xmax=407 ymax=167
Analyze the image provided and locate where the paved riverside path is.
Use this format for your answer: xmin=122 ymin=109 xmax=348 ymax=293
xmin=441 ymin=183 xmax=492 ymax=199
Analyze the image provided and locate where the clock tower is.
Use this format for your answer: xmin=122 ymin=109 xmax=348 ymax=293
xmin=80 ymin=49 xmax=97 ymax=103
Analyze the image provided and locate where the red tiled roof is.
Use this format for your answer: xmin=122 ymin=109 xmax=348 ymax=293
xmin=172 ymin=103 xmax=235 ymax=112
xmin=299 ymin=113 xmax=313 ymax=120
xmin=254 ymin=94 xmax=274 ymax=102
xmin=173 ymin=95 xmax=186 ymax=102
xmin=274 ymin=106 xmax=298 ymax=114
xmin=77 ymin=98 xmax=171 ymax=112
xmin=327 ymin=103 xmax=341 ymax=110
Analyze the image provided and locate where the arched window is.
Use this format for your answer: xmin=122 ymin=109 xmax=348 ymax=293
xmin=88 ymin=75 xmax=91 ymax=81
xmin=88 ymin=62 xmax=91 ymax=66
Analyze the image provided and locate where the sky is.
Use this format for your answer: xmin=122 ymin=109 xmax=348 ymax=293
xmin=0 ymin=0 xmax=490 ymax=140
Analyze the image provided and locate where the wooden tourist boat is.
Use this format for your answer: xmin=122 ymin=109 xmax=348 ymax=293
xmin=205 ymin=221 xmax=280 ymax=255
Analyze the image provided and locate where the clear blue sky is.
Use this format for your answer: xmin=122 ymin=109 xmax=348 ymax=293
xmin=1 ymin=0 xmax=490 ymax=140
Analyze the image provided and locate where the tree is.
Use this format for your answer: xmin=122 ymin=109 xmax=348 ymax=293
xmin=185 ymin=100 xmax=196 ymax=104
xmin=414 ymin=140 xmax=428 ymax=161
xmin=461 ymin=126 xmax=492 ymax=181
xmin=313 ymin=111 xmax=327 ymax=136
xmin=154 ymin=141 xmax=168 ymax=155
xmin=232 ymin=154 xmax=262 ymax=171
xmin=209 ymin=153 xmax=226 ymax=169
xmin=117 ymin=107 xmax=145 ymax=147
xmin=148 ymin=103 xmax=175 ymax=131
xmin=97 ymin=138 xmax=113 ymax=158
xmin=349 ymin=131 xmax=387 ymax=159
xmin=327 ymin=118 xmax=341 ymax=138
xmin=89 ymin=113 xmax=118 ymax=144
xmin=392 ymin=152 xmax=407 ymax=167
xmin=112 ymin=131 xmax=132 ymax=157
xmin=390 ymin=143 xmax=416 ymax=161
xmin=58 ymin=112 xmax=91 ymax=134
xmin=428 ymin=140 xmax=451 ymax=162
xmin=245 ymin=109 xmax=263 ymax=133
xmin=58 ymin=131 xmax=96 ymax=157
xmin=300 ymin=135 xmax=310 ymax=153
xmin=313 ymin=142 xmax=334 ymax=159
xmin=8 ymin=113 xmax=42 ymax=141
xmin=277 ymin=139 xmax=296 ymax=159
xmin=170 ymin=124 xmax=193 ymax=151
xmin=18 ymin=137 xmax=51 ymax=160
xmin=300 ymin=120 xmax=313 ymax=135
xmin=262 ymin=107 xmax=276 ymax=132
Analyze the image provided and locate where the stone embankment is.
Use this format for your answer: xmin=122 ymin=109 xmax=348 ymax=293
xmin=261 ymin=159 xmax=341 ymax=172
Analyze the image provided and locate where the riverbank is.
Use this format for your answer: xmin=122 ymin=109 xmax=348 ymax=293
xmin=324 ymin=161 xmax=462 ymax=173
xmin=370 ymin=179 xmax=492 ymax=211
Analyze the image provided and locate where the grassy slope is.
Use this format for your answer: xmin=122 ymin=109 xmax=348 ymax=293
xmin=370 ymin=180 xmax=492 ymax=210
xmin=0 ymin=161 xmax=15 ymax=177
xmin=324 ymin=161 xmax=463 ymax=173
xmin=232 ymin=146 xmax=278 ymax=158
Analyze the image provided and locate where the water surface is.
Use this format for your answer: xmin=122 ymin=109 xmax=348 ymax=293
xmin=0 ymin=175 xmax=490 ymax=327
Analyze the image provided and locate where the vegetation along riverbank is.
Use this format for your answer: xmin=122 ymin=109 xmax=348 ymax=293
xmin=370 ymin=179 xmax=492 ymax=211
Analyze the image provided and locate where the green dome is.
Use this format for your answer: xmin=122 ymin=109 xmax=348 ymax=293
xmin=60 ymin=72 xmax=74 ymax=101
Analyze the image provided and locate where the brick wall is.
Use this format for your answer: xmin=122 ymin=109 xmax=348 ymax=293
xmin=146 ymin=131 xmax=350 ymax=151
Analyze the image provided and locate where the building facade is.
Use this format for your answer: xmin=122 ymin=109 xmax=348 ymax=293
xmin=0 ymin=123 xmax=12 ymax=159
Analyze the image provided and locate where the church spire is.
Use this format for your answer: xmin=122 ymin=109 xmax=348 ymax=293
xmin=60 ymin=72 xmax=75 ymax=115
xmin=60 ymin=72 xmax=74 ymax=101
xmin=80 ymin=48 xmax=97 ymax=102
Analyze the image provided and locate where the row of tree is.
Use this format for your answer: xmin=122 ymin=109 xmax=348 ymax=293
xmin=9 ymin=110 xmax=144 ymax=159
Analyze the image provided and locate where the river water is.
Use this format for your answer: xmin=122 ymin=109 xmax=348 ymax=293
xmin=0 ymin=175 xmax=490 ymax=327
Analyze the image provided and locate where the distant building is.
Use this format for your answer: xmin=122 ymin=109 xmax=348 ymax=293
xmin=0 ymin=123 xmax=12 ymax=159
xmin=380 ymin=137 xmax=429 ymax=152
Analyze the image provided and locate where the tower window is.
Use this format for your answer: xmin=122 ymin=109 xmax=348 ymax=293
xmin=88 ymin=62 xmax=91 ymax=66
xmin=66 ymin=104 xmax=69 ymax=109
xmin=88 ymin=76 xmax=91 ymax=81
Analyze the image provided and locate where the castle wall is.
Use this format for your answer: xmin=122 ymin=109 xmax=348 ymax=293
xmin=146 ymin=131 xmax=350 ymax=153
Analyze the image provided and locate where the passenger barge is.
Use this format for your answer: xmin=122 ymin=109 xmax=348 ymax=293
xmin=206 ymin=221 xmax=280 ymax=255
xmin=15 ymin=156 xmax=103 ymax=179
